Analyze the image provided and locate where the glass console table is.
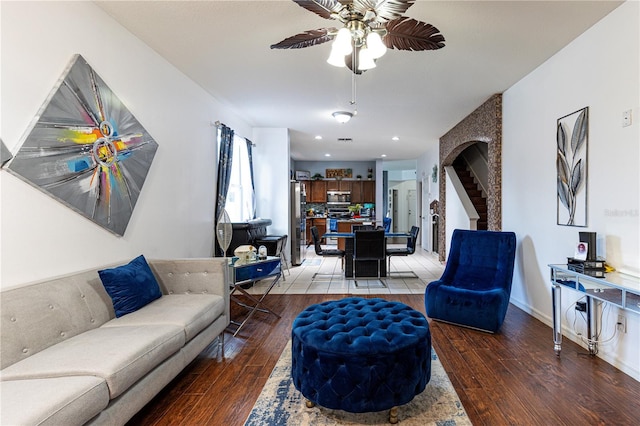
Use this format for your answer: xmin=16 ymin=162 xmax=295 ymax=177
xmin=549 ymin=264 xmax=640 ymax=355
xmin=228 ymin=256 xmax=282 ymax=336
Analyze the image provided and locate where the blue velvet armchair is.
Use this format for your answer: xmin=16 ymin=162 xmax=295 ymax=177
xmin=425 ymin=229 xmax=517 ymax=333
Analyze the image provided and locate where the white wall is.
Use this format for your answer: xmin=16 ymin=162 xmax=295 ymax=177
xmin=503 ymin=1 xmax=639 ymax=379
xmin=0 ymin=1 xmax=252 ymax=289
xmin=252 ymin=127 xmax=290 ymax=238
xmin=417 ymin=145 xmax=440 ymax=251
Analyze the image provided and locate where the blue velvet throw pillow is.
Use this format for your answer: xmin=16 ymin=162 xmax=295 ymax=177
xmin=98 ymin=255 xmax=162 ymax=317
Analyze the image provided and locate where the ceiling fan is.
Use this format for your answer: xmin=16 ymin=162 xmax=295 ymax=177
xmin=270 ymin=0 xmax=445 ymax=74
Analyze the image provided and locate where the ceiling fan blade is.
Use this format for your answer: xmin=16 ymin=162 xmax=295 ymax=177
xmin=293 ymin=0 xmax=345 ymax=19
xmin=383 ymin=17 xmax=445 ymax=51
xmin=270 ymin=28 xmax=337 ymax=49
xmin=353 ymin=0 xmax=415 ymax=23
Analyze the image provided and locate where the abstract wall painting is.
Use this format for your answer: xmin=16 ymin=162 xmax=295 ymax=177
xmin=1 ymin=138 xmax=12 ymax=167
xmin=7 ymin=55 xmax=158 ymax=236
xmin=557 ymin=107 xmax=588 ymax=227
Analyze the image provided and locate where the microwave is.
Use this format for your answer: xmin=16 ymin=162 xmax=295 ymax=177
xmin=327 ymin=191 xmax=351 ymax=204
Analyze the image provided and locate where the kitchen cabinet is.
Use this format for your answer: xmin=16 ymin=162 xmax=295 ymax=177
xmin=308 ymin=180 xmax=327 ymax=203
xmin=351 ymin=180 xmax=375 ymax=203
xmin=326 ymin=180 xmax=352 ymax=192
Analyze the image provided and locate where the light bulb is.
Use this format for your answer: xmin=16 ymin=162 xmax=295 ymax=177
xmin=366 ymin=32 xmax=387 ymax=59
xmin=333 ymin=28 xmax=353 ymax=55
xmin=358 ymin=47 xmax=376 ymax=71
xmin=327 ymin=46 xmax=346 ymax=67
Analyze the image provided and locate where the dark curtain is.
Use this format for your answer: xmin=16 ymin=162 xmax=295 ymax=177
xmin=214 ymin=124 xmax=234 ymax=256
xmin=246 ymin=138 xmax=256 ymax=219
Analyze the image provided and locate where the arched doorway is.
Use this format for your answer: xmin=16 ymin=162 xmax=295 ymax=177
xmin=438 ymin=94 xmax=503 ymax=261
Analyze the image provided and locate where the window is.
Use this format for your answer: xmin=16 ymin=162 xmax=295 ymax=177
xmin=218 ymin=132 xmax=255 ymax=222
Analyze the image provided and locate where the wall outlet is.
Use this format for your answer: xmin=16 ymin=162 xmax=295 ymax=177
xmin=622 ymin=109 xmax=632 ymax=127
xmin=617 ymin=314 xmax=627 ymax=333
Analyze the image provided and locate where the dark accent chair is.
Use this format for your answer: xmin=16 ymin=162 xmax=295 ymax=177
xmin=310 ymin=226 xmax=345 ymax=280
xmin=386 ymin=225 xmax=419 ymax=277
xmin=425 ymin=229 xmax=517 ymax=333
xmin=353 ymin=229 xmax=386 ymax=287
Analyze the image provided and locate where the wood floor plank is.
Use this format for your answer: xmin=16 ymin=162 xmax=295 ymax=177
xmin=127 ymin=295 xmax=640 ymax=426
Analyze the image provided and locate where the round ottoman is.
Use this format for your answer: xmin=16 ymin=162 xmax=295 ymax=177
xmin=291 ymin=297 xmax=431 ymax=422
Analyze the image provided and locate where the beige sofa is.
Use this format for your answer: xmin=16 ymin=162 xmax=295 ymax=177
xmin=0 ymin=258 xmax=229 ymax=426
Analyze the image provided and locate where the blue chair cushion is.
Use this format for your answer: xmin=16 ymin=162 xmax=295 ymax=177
xmin=292 ymin=297 xmax=431 ymax=413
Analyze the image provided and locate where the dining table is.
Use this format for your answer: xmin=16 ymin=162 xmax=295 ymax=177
xmin=322 ymin=231 xmax=412 ymax=278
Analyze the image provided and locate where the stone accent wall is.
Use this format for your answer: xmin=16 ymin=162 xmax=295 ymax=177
xmin=438 ymin=94 xmax=503 ymax=261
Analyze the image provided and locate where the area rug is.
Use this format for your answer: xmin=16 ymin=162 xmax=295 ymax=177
xmin=244 ymin=341 xmax=471 ymax=425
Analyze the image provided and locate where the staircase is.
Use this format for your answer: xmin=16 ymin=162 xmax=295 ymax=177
xmin=453 ymin=158 xmax=488 ymax=230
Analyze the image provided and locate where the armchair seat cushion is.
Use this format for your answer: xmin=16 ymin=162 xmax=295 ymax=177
xmin=425 ymin=281 xmax=510 ymax=332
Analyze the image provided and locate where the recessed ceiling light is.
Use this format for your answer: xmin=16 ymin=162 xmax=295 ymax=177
xmin=381 ymin=154 xmax=387 ymax=158
xmin=325 ymin=153 xmax=331 ymax=157
xmin=392 ymin=136 xmax=399 ymax=141
xmin=315 ymin=135 xmax=322 ymax=140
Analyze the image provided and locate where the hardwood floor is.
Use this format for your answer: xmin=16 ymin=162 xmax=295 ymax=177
xmin=128 ymin=294 xmax=640 ymax=425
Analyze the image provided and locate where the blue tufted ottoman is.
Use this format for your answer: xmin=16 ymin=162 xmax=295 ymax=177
xmin=291 ymin=297 xmax=431 ymax=423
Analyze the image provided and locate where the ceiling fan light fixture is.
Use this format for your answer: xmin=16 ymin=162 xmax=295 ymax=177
xmin=366 ymin=32 xmax=387 ymax=59
xmin=327 ymin=47 xmax=347 ymax=67
xmin=333 ymin=28 xmax=353 ymax=55
xmin=358 ymin=47 xmax=376 ymax=71
xmin=332 ymin=111 xmax=353 ymax=124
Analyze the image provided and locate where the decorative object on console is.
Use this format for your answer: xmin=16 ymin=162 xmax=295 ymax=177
xmin=258 ymin=245 xmax=268 ymax=260
xmin=216 ymin=208 xmax=232 ymax=257
xmin=557 ymin=106 xmax=588 ymax=227
xmin=0 ymin=138 xmax=12 ymax=167
xmin=234 ymin=245 xmax=257 ymax=265
xmin=574 ymin=242 xmax=588 ymax=261
xmin=270 ymin=0 xmax=445 ymax=74
xmin=579 ymin=231 xmax=597 ymax=260
xmin=6 ymin=54 xmax=158 ymax=236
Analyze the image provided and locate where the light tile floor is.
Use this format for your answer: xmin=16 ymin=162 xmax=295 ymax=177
xmin=245 ymin=243 xmax=444 ymax=295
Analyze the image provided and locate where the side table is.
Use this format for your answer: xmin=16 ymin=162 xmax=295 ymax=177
xmin=228 ymin=256 xmax=282 ymax=336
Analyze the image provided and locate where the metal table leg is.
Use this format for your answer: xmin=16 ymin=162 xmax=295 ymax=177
xmin=552 ymin=283 xmax=562 ymax=355
xmin=229 ymin=273 xmax=282 ymax=337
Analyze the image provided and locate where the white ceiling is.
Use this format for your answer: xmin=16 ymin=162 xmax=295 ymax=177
xmin=95 ymin=0 xmax=622 ymax=162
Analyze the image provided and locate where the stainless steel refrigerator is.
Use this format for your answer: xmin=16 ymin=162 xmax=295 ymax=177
xmin=290 ymin=181 xmax=306 ymax=265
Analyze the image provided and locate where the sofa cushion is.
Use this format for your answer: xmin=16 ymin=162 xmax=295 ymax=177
xmin=102 ymin=294 xmax=225 ymax=341
xmin=1 ymin=324 xmax=184 ymax=399
xmin=0 ymin=376 xmax=109 ymax=426
xmin=99 ymin=255 xmax=162 ymax=317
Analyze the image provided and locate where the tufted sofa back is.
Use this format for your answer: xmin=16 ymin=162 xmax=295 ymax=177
xmin=0 ymin=268 xmax=115 ymax=369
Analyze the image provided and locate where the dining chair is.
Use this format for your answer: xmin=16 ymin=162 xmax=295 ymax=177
xmin=310 ymin=226 xmax=345 ymax=281
xmin=386 ymin=226 xmax=420 ymax=278
xmin=353 ymin=229 xmax=386 ymax=287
